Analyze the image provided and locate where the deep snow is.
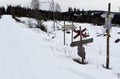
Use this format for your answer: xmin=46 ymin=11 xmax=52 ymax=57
xmin=0 ymin=15 xmax=120 ymax=79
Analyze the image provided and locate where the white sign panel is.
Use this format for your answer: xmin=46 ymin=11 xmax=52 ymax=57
xmin=101 ymin=13 xmax=114 ymax=29
xmin=61 ymin=25 xmax=77 ymax=31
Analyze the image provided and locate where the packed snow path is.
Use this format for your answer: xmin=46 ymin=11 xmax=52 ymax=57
xmin=0 ymin=15 xmax=93 ymax=79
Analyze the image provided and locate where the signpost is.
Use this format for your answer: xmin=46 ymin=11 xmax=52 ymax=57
xmin=63 ymin=18 xmax=77 ymax=45
xmin=106 ymin=3 xmax=111 ymax=69
xmin=101 ymin=3 xmax=113 ymax=69
xmin=70 ymin=26 xmax=93 ymax=64
xmin=71 ymin=38 xmax=93 ymax=64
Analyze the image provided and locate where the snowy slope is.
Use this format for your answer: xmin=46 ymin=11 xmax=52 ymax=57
xmin=0 ymin=15 xmax=120 ymax=79
xmin=0 ymin=0 xmax=120 ymax=12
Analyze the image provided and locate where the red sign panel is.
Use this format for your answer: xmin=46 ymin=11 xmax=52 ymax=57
xmin=73 ymin=28 xmax=88 ymax=39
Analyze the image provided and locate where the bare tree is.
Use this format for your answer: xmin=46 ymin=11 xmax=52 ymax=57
xmin=55 ymin=3 xmax=61 ymax=12
xmin=31 ymin=0 xmax=40 ymax=10
xmin=30 ymin=0 xmax=47 ymax=32
xmin=49 ymin=1 xmax=61 ymax=12
xmin=48 ymin=1 xmax=61 ymax=31
xmin=54 ymin=3 xmax=61 ymax=30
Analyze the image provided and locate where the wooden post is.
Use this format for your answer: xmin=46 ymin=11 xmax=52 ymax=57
xmin=106 ymin=3 xmax=111 ymax=69
xmin=71 ymin=17 xmax=74 ymax=42
xmin=64 ymin=16 xmax=66 ymax=45
xmin=52 ymin=0 xmax=55 ymax=31
xmin=79 ymin=26 xmax=84 ymax=64
xmin=80 ymin=26 xmax=82 ymax=46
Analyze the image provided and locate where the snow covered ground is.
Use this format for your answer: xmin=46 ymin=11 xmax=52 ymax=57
xmin=0 ymin=15 xmax=120 ymax=79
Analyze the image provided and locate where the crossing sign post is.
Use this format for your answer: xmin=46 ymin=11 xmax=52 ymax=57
xmin=70 ymin=26 xmax=93 ymax=64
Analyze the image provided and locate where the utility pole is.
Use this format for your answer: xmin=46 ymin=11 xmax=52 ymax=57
xmin=106 ymin=3 xmax=111 ymax=69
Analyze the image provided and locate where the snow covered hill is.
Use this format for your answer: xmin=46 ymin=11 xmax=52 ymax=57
xmin=0 ymin=0 xmax=120 ymax=12
xmin=0 ymin=15 xmax=120 ymax=79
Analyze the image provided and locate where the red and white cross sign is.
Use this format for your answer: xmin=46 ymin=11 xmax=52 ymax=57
xmin=73 ymin=28 xmax=88 ymax=39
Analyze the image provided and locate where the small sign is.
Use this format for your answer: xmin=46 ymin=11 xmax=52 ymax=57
xmin=101 ymin=13 xmax=114 ymax=29
xmin=73 ymin=28 xmax=88 ymax=39
xmin=61 ymin=25 xmax=77 ymax=31
xmin=70 ymin=38 xmax=93 ymax=47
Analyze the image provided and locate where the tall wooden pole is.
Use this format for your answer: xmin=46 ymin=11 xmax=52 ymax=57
xmin=64 ymin=16 xmax=66 ymax=45
xmin=71 ymin=17 xmax=74 ymax=42
xmin=52 ymin=0 xmax=55 ymax=31
xmin=106 ymin=3 xmax=111 ymax=69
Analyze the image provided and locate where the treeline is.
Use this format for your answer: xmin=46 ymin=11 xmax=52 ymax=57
xmin=4 ymin=6 xmax=105 ymax=25
xmin=64 ymin=7 xmax=105 ymax=25
xmin=0 ymin=7 xmax=5 ymax=18
xmin=5 ymin=5 xmax=63 ymax=21
xmin=0 ymin=5 xmax=120 ymax=25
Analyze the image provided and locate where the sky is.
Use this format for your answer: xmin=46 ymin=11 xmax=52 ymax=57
xmin=0 ymin=0 xmax=120 ymax=12
xmin=54 ymin=0 xmax=120 ymax=12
